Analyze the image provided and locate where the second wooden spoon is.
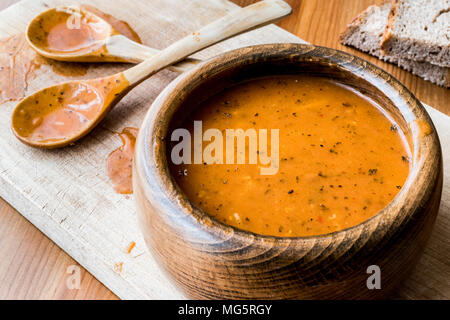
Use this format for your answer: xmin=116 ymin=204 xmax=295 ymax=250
xmin=26 ymin=5 xmax=201 ymax=72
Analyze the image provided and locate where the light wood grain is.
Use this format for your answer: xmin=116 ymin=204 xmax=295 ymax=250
xmin=0 ymin=200 xmax=118 ymax=299
xmin=122 ymin=0 xmax=292 ymax=85
xmin=0 ymin=0 xmax=448 ymax=300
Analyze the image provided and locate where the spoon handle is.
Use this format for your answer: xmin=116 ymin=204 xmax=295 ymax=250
xmin=123 ymin=0 xmax=291 ymax=85
xmin=105 ymin=35 xmax=202 ymax=72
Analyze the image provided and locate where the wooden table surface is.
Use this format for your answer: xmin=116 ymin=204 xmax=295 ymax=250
xmin=0 ymin=0 xmax=448 ymax=300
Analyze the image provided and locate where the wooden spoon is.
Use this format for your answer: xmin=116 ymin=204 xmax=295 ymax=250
xmin=12 ymin=0 xmax=291 ymax=149
xmin=26 ymin=5 xmax=201 ymax=72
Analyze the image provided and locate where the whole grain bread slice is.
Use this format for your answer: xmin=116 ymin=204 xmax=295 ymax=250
xmin=340 ymin=1 xmax=450 ymax=87
xmin=381 ymin=0 xmax=450 ymax=67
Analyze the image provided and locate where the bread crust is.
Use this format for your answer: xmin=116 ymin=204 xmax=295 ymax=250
xmin=381 ymin=0 xmax=450 ymax=67
xmin=340 ymin=1 xmax=450 ymax=87
xmin=381 ymin=0 xmax=399 ymax=55
xmin=339 ymin=4 xmax=377 ymax=43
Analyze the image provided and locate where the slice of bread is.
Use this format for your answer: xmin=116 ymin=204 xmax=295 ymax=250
xmin=340 ymin=2 xmax=449 ymax=87
xmin=381 ymin=0 xmax=450 ymax=67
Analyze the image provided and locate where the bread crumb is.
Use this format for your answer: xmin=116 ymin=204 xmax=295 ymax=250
xmin=126 ymin=241 xmax=136 ymax=254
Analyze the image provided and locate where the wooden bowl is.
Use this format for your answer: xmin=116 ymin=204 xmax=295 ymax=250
xmin=133 ymin=44 xmax=443 ymax=299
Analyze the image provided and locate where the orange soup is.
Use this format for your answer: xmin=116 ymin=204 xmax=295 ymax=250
xmin=27 ymin=6 xmax=141 ymax=57
xmin=169 ymin=76 xmax=410 ymax=237
xmin=12 ymin=73 xmax=129 ymax=144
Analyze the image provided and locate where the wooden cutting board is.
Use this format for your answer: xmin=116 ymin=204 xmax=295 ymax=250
xmin=0 ymin=0 xmax=448 ymax=299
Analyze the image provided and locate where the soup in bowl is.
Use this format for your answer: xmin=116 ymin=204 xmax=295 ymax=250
xmin=133 ymin=44 xmax=442 ymax=299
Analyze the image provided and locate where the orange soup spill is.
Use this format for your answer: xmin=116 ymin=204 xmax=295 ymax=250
xmin=0 ymin=35 xmax=40 ymax=104
xmin=0 ymin=33 xmax=90 ymax=104
xmin=107 ymin=127 xmax=138 ymax=194
xmin=169 ymin=76 xmax=410 ymax=237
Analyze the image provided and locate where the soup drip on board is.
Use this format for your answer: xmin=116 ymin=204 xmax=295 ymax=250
xmin=107 ymin=127 xmax=138 ymax=194
xmin=0 ymin=35 xmax=41 ymax=104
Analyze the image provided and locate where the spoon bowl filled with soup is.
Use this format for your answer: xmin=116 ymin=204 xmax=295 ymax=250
xmin=133 ymin=44 xmax=442 ymax=299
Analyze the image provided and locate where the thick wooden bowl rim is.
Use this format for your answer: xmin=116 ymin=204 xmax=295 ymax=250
xmin=134 ymin=43 xmax=442 ymax=245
